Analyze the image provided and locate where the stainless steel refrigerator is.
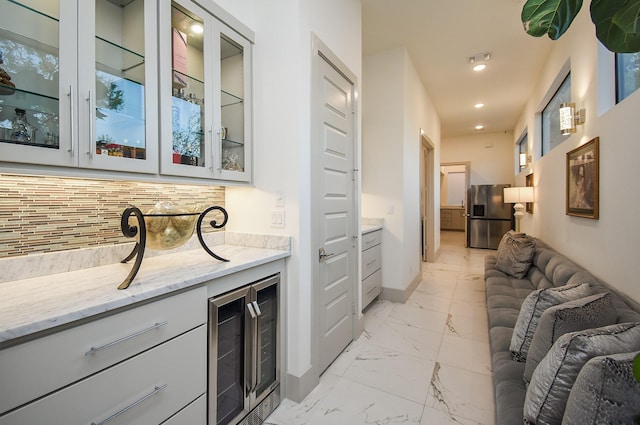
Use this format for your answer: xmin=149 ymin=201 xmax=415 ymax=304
xmin=467 ymin=184 xmax=514 ymax=249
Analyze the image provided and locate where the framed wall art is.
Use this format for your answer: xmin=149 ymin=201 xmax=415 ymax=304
xmin=566 ymin=137 xmax=599 ymax=219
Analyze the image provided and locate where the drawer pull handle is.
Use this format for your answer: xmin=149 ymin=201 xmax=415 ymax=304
xmin=91 ymin=384 xmax=168 ymax=425
xmin=366 ymin=259 xmax=377 ymax=267
xmin=85 ymin=321 xmax=168 ymax=355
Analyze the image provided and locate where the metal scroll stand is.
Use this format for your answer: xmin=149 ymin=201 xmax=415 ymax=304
xmin=118 ymin=205 xmax=230 ymax=290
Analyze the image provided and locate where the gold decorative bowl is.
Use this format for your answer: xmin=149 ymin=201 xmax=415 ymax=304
xmin=141 ymin=202 xmax=200 ymax=250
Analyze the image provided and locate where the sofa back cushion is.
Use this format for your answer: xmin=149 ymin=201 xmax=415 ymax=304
xmin=523 ymin=323 xmax=640 ymax=425
xmin=561 ymin=351 xmax=640 ymax=425
xmin=510 ymin=283 xmax=592 ymax=362
xmin=523 ymin=292 xmax=617 ymax=384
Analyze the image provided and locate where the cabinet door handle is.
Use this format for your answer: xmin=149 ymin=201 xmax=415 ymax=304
xmin=208 ymin=126 xmax=214 ymax=171
xmin=85 ymin=321 xmax=168 ymax=356
xmin=90 ymin=384 xmax=167 ymax=425
xmin=68 ymin=85 xmax=75 ymax=157
xmin=87 ymin=90 xmax=94 ymax=157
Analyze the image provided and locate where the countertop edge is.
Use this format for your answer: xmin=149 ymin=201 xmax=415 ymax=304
xmin=362 ymin=224 xmax=383 ymax=234
xmin=0 ymin=246 xmax=290 ymax=347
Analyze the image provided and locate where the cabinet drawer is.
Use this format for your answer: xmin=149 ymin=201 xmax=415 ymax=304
xmin=0 ymin=286 xmax=206 ymax=414
xmin=361 ymin=244 xmax=381 ymax=279
xmin=0 ymin=326 xmax=207 ymax=425
xmin=162 ymin=394 xmax=206 ymax=425
xmin=362 ymin=269 xmax=382 ymax=309
xmin=362 ymin=230 xmax=381 ymax=251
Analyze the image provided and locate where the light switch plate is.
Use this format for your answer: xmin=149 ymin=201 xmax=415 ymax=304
xmin=271 ymin=210 xmax=285 ymax=228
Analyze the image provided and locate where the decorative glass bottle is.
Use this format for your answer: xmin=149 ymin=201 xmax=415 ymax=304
xmin=11 ymin=109 xmax=36 ymax=143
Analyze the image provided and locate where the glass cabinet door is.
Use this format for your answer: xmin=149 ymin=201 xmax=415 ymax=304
xmin=160 ymin=1 xmax=252 ymax=181
xmin=0 ymin=0 xmax=76 ymax=167
xmin=77 ymin=0 xmax=158 ymax=173
xmin=215 ymin=24 xmax=252 ymax=182
xmin=159 ymin=0 xmax=212 ymax=179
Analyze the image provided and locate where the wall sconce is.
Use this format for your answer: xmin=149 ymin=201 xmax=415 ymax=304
xmin=504 ymin=186 xmax=534 ymax=232
xmin=519 ymin=153 xmax=528 ymax=168
xmin=559 ymin=102 xmax=585 ymax=135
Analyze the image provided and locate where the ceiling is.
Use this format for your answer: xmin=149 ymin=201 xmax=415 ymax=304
xmin=362 ymin=0 xmax=554 ymax=138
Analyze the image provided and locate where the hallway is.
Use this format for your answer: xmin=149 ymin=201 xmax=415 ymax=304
xmin=266 ymin=231 xmax=494 ymax=425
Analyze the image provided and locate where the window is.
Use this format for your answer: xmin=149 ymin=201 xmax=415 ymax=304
xmin=616 ymin=52 xmax=640 ymax=102
xmin=517 ymin=130 xmax=528 ymax=173
xmin=542 ymin=73 xmax=571 ymax=155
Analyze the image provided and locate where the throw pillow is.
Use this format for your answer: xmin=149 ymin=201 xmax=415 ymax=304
xmin=561 ymin=351 xmax=640 ymax=425
xmin=523 ymin=323 xmax=640 ymax=425
xmin=495 ymin=232 xmax=536 ymax=279
xmin=496 ymin=230 xmax=525 ymax=258
xmin=510 ymin=283 xmax=592 ymax=362
xmin=523 ymin=292 xmax=617 ymax=384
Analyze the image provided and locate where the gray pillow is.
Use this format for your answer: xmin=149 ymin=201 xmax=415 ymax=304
xmin=495 ymin=232 xmax=536 ymax=279
xmin=523 ymin=322 xmax=640 ymax=425
xmin=496 ymin=230 xmax=525 ymax=258
xmin=523 ymin=292 xmax=617 ymax=384
xmin=510 ymin=283 xmax=592 ymax=362
xmin=562 ymin=351 xmax=640 ymax=425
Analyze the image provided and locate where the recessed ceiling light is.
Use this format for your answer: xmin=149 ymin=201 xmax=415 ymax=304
xmin=469 ymin=52 xmax=491 ymax=72
xmin=475 ymin=125 xmax=484 ymax=130
xmin=474 ymin=103 xmax=485 ymax=109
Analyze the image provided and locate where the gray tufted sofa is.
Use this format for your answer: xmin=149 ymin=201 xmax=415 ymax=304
xmin=485 ymin=237 xmax=640 ymax=425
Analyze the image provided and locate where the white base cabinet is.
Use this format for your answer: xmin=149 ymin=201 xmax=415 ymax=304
xmin=0 ymin=287 xmax=207 ymax=424
xmin=361 ymin=229 xmax=382 ymax=310
xmin=1 ymin=326 xmax=206 ymax=425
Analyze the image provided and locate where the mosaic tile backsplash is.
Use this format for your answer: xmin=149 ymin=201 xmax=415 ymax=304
xmin=0 ymin=174 xmax=225 ymax=258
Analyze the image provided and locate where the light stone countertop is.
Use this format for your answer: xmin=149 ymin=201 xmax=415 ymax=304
xmin=361 ymin=217 xmax=383 ymax=235
xmin=0 ymin=234 xmax=290 ymax=347
xmin=362 ymin=224 xmax=382 ymax=234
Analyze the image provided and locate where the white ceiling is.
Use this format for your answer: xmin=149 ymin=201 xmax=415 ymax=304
xmin=362 ymin=0 xmax=554 ymax=138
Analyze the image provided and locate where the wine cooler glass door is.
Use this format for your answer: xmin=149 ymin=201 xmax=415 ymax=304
xmin=209 ymin=286 xmax=251 ymax=425
xmin=251 ymin=275 xmax=280 ymax=403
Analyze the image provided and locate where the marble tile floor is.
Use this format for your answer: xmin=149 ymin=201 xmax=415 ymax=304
xmin=265 ymin=231 xmax=495 ymax=425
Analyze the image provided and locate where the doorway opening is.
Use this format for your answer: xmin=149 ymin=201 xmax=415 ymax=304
xmin=440 ymin=162 xmax=470 ymax=247
xmin=420 ymin=132 xmax=435 ymax=262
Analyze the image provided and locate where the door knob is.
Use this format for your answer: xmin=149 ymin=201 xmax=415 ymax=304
xmin=319 ymin=247 xmax=335 ymax=261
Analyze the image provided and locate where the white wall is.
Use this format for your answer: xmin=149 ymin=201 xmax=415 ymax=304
xmin=362 ymin=47 xmax=441 ymax=296
xmin=512 ymin=7 xmax=640 ymax=302
xmin=441 ymin=132 xmax=515 ymax=186
xmin=213 ymin=0 xmax=363 ymax=399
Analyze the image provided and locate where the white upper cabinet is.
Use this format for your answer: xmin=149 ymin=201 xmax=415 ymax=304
xmin=159 ymin=0 xmax=252 ymax=182
xmin=0 ymin=0 xmax=159 ymax=174
xmin=0 ymin=0 xmax=252 ymax=183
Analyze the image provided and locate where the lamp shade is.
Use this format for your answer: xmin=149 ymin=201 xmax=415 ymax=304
xmin=504 ymin=186 xmax=534 ymax=204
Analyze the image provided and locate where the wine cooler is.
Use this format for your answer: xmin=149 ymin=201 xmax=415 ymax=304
xmin=208 ymin=274 xmax=280 ymax=425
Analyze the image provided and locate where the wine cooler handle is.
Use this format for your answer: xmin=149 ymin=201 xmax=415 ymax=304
xmin=252 ymin=301 xmax=262 ymax=316
xmin=247 ymin=302 xmax=257 ymax=319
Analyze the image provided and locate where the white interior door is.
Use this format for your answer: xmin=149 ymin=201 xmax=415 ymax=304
xmin=312 ymin=48 xmax=357 ymax=374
